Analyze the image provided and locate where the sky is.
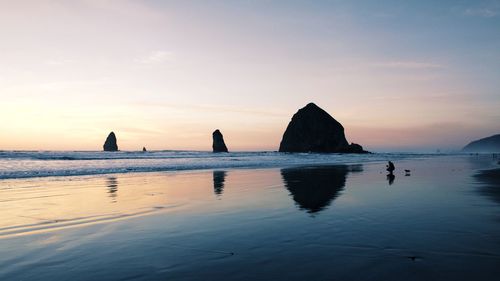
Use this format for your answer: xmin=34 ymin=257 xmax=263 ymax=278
xmin=0 ymin=0 xmax=499 ymax=152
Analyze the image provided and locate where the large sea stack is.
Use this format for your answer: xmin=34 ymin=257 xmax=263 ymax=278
xmin=279 ymin=103 xmax=366 ymax=153
xmin=103 ymin=132 xmax=118 ymax=151
xmin=463 ymin=134 xmax=500 ymax=152
xmin=212 ymin=129 xmax=229 ymax=153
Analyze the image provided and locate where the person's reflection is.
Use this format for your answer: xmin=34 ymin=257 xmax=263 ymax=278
xmin=213 ymin=171 xmax=227 ymax=196
xmin=387 ymin=174 xmax=395 ymax=185
xmin=281 ymin=165 xmax=361 ymax=214
xmin=106 ymin=177 xmax=118 ymax=202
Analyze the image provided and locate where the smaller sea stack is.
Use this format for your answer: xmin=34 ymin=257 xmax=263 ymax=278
xmin=103 ymin=132 xmax=118 ymax=151
xmin=212 ymin=129 xmax=228 ymax=153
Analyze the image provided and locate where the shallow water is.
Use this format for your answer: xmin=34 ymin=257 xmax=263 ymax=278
xmin=0 ymin=150 xmax=435 ymax=179
xmin=1 ymin=155 xmax=500 ymax=280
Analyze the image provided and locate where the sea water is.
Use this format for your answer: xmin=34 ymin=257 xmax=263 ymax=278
xmin=1 ymin=153 xmax=499 ymax=280
xmin=0 ymin=150 xmax=436 ymax=179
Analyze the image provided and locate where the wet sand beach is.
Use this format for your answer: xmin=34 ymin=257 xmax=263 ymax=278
xmin=1 ymin=155 xmax=500 ymax=280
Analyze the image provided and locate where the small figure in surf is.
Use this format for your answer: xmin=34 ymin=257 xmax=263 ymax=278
xmin=386 ymin=161 xmax=396 ymax=185
xmin=386 ymin=161 xmax=395 ymax=175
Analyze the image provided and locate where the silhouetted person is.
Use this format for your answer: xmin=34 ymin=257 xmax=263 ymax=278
xmin=387 ymin=174 xmax=395 ymax=185
xmin=142 ymin=147 xmax=147 ymax=152
xmin=213 ymin=171 xmax=227 ymax=196
xmin=281 ymin=165 xmax=357 ymax=214
xmin=386 ymin=161 xmax=395 ymax=175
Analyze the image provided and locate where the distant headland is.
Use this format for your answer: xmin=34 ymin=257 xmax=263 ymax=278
xmin=463 ymin=134 xmax=500 ymax=153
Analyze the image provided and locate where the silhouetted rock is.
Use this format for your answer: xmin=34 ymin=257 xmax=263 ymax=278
xmin=279 ymin=103 xmax=367 ymax=153
xmin=212 ymin=129 xmax=228 ymax=153
xmin=347 ymin=143 xmax=365 ymax=153
xmin=463 ymin=134 xmax=500 ymax=152
xmin=142 ymin=147 xmax=147 ymax=152
xmin=103 ymin=132 xmax=118 ymax=151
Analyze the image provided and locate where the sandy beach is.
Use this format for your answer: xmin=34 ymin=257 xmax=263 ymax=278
xmin=1 ymin=155 xmax=499 ymax=280
xmin=2 ymin=1 xmax=500 ymax=280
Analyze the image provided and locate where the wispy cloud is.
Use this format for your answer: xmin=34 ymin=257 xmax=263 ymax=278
xmin=370 ymin=61 xmax=444 ymax=69
xmin=464 ymin=7 xmax=498 ymax=18
xmin=136 ymin=51 xmax=174 ymax=64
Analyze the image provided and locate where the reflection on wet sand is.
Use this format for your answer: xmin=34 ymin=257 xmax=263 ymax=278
xmin=0 ymin=172 xmax=219 ymax=238
xmin=281 ymin=165 xmax=362 ymax=214
xmin=213 ymin=171 xmax=227 ymax=196
xmin=106 ymin=177 xmax=118 ymax=202
xmin=474 ymin=168 xmax=500 ymax=204
xmin=387 ymin=174 xmax=395 ymax=185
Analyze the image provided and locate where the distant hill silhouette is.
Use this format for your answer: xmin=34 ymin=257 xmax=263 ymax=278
xmin=463 ymin=134 xmax=500 ymax=152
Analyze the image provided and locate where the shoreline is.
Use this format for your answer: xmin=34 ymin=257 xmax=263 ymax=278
xmin=2 ymin=156 xmax=500 ymax=280
xmin=0 ymin=152 xmax=457 ymax=181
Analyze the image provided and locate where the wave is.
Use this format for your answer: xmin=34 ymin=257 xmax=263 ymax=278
xmin=0 ymin=151 xmax=440 ymax=180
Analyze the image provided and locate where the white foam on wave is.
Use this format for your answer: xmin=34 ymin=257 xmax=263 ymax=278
xmin=0 ymin=151 xmax=439 ymax=179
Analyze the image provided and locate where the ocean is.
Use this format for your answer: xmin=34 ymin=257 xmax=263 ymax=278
xmin=0 ymin=150 xmax=437 ymax=179
xmin=1 ymin=152 xmax=500 ymax=280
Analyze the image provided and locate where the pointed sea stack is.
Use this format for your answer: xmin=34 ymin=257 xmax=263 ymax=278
xmin=103 ymin=132 xmax=118 ymax=151
xmin=279 ymin=103 xmax=367 ymax=153
xmin=212 ymin=129 xmax=228 ymax=153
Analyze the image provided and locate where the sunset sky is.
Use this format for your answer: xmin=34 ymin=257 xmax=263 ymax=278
xmin=0 ymin=0 xmax=499 ymax=151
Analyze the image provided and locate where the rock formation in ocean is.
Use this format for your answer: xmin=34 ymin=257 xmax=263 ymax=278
xmin=212 ymin=129 xmax=228 ymax=153
xmin=463 ymin=134 xmax=500 ymax=152
xmin=103 ymin=132 xmax=118 ymax=151
xmin=279 ymin=103 xmax=367 ymax=153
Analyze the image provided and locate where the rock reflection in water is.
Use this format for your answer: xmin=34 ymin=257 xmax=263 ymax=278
xmin=106 ymin=177 xmax=118 ymax=202
xmin=281 ymin=165 xmax=362 ymax=214
xmin=213 ymin=171 xmax=227 ymax=196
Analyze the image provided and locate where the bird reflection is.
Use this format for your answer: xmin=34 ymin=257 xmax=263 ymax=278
xmin=281 ymin=165 xmax=362 ymax=214
xmin=213 ymin=171 xmax=227 ymax=196
xmin=106 ymin=177 xmax=118 ymax=202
